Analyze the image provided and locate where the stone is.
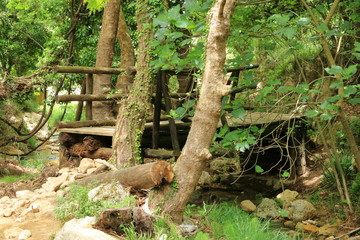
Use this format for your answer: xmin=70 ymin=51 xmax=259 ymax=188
xmin=59 ymin=167 xmax=70 ymax=174
xmin=4 ymin=227 xmax=24 ymax=239
xmin=29 ymin=203 xmax=40 ymax=213
xmin=256 ymin=198 xmax=281 ymax=219
xmin=86 ymin=168 xmax=97 ymax=174
xmin=2 ymin=208 xmax=15 ymax=217
xmin=0 ymin=196 xmax=10 ymax=203
xmin=179 ymin=224 xmax=197 ymax=233
xmin=276 ymin=189 xmax=299 ymax=206
xmin=287 ymin=199 xmax=316 ymax=222
xmin=284 ymin=220 xmax=295 ymax=228
xmin=88 ymin=183 xmax=130 ymax=205
xmin=54 ymin=217 xmax=120 ymax=240
xmin=42 ymin=172 xmax=69 ymax=192
xmin=240 ymin=200 xmax=257 ymax=212
xmin=15 ymin=190 xmax=33 ymax=199
xmin=210 ymin=158 xmax=241 ymax=174
xmin=78 ymin=158 xmax=96 ymax=174
xmin=295 ymin=222 xmax=305 ymax=231
xmin=13 ymin=199 xmax=27 ymax=209
xmin=198 ymin=171 xmax=212 ymax=185
xmin=303 ymin=224 xmax=319 ymax=233
xmin=318 ymin=224 xmax=340 ymax=236
xmin=18 ymin=229 xmax=32 ymax=240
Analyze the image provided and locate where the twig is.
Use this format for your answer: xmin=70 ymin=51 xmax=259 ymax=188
xmin=333 ymin=227 xmax=360 ymax=240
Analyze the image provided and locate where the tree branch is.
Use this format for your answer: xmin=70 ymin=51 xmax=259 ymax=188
xmin=236 ymin=0 xmax=272 ymax=6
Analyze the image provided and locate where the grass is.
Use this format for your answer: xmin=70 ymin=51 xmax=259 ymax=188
xmin=204 ymin=202 xmax=294 ymax=240
xmin=48 ymin=102 xmax=84 ymax=128
xmin=55 ymin=182 xmax=136 ymax=223
xmin=0 ymin=173 xmax=33 ymax=183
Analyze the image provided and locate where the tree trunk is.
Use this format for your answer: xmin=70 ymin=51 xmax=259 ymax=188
xmin=114 ymin=4 xmax=135 ymax=111
xmin=112 ymin=0 xmax=154 ymax=168
xmin=149 ymin=0 xmax=236 ymax=224
xmin=92 ymin=0 xmax=121 ymax=120
xmin=78 ymin=160 xmax=173 ymax=189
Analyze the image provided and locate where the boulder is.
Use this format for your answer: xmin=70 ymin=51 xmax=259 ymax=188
xmin=209 ymin=158 xmax=241 ymax=174
xmin=18 ymin=229 xmax=32 ymax=240
xmin=240 ymin=200 xmax=256 ymax=212
xmin=78 ymin=158 xmax=96 ymax=173
xmin=42 ymin=172 xmax=69 ymax=192
xmin=88 ymin=183 xmax=130 ymax=206
xmin=198 ymin=171 xmax=212 ymax=185
xmin=287 ymin=199 xmax=316 ymax=222
xmin=255 ymin=198 xmax=280 ymax=219
xmin=3 ymin=227 xmax=25 ymax=239
xmin=276 ymin=189 xmax=298 ymax=207
xmin=54 ymin=217 xmax=120 ymax=240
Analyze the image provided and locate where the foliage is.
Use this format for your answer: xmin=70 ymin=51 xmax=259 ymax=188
xmin=48 ymin=103 xmax=84 ymax=128
xmin=0 ymin=173 xmax=33 ymax=184
xmin=55 ymin=182 xmax=136 ymax=223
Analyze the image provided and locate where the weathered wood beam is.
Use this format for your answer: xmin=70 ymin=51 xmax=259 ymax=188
xmin=56 ymin=94 xmax=126 ymax=102
xmin=52 ymin=66 xmax=136 ymax=75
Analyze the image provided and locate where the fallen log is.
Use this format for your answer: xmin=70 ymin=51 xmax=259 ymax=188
xmin=78 ymin=160 xmax=173 ymax=189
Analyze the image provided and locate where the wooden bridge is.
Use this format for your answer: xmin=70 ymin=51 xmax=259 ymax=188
xmin=54 ymin=65 xmax=307 ymax=176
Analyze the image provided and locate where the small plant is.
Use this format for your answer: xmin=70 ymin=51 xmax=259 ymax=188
xmin=55 ymin=182 xmax=135 ymax=222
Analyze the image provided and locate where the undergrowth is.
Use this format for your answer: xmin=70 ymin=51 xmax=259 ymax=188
xmin=55 ymin=182 xmax=136 ymax=223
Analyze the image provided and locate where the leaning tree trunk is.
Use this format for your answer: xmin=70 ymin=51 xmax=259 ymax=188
xmin=92 ymin=0 xmax=121 ymax=120
xmin=149 ymin=0 xmax=236 ymax=224
xmin=113 ymin=4 xmax=135 ymax=115
xmin=112 ymin=0 xmax=154 ymax=168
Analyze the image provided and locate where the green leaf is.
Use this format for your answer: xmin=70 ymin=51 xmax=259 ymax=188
xmin=342 ymin=64 xmax=358 ymax=78
xmin=344 ymin=85 xmax=357 ymax=97
xmin=174 ymin=18 xmax=190 ymax=28
xmin=282 ymin=171 xmax=290 ymax=178
xmin=231 ymin=108 xmax=246 ymax=119
xmin=255 ymin=165 xmax=264 ymax=173
xmin=320 ymin=113 xmax=333 ymax=121
xmin=282 ymin=27 xmax=297 ymax=39
xmin=297 ymin=17 xmax=310 ymax=26
xmin=325 ymin=65 xmax=342 ymax=75
xmin=316 ymin=23 xmax=328 ymax=32
xmin=349 ymin=98 xmax=360 ymax=105
xmin=269 ymin=14 xmax=290 ymax=26
xmin=304 ymin=110 xmax=319 ymax=118
xmin=329 ymin=80 xmax=343 ymax=89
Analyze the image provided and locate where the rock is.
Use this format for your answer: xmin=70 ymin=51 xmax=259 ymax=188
xmin=303 ymin=224 xmax=319 ymax=233
xmin=0 ymin=196 xmax=11 ymax=203
xmin=86 ymin=168 xmax=97 ymax=174
xmin=29 ymin=203 xmax=40 ymax=213
xmin=287 ymin=199 xmax=316 ymax=222
xmin=15 ymin=190 xmax=33 ymax=199
xmin=18 ymin=229 xmax=32 ymax=240
xmin=198 ymin=171 xmax=212 ymax=185
xmin=240 ymin=200 xmax=256 ymax=212
xmin=276 ymin=189 xmax=299 ymax=206
xmin=2 ymin=208 xmax=15 ymax=217
xmin=209 ymin=158 xmax=241 ymax=174
xmin=23 ymin=112 xmax=50 ymax=140
xmin=88 ymin=183 xmax=130 ymax=206
xmin=256 ymin=198 xmax=281 ymax=219
xmin=295 ymin=222 xmax=305 ymax=231
xmin=54 ymin=217 xmax=120 ymax=240
xmin=179 ymin=225 xmax=197 ymax=234
xmin=59 ymin=167 xmax=70 ymax=174
xmin=4 ymin=227 xmax=24 ymax=239
xmin=284 ymin=220 xmax=295 ymax=228
xmin=78 ymin=158 xmax=96 ymax=173
xmin=13 ymin=199 xmax=27 ymax=209
xmin=318 ymin=223 xmax=340 ymax=236
xmin=42 ymin=172 xmax=69 ymax=192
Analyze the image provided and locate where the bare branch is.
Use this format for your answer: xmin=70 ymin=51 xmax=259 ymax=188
xmin=236 ymin=0 xmax=272 ymax=6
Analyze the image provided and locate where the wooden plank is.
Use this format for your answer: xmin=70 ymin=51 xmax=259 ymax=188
xmin=85 ymin=74 xmax=93 ymax=120
xmin=52 ymin=65 xmax=136 ymax=75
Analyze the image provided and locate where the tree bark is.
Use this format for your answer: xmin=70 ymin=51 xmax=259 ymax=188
xmin=112 ymin=0 xmax=154 ymax=168
xmin=114 ymin=4 xmax=135 ymax=108
xmin=92 ymin=0 xmax=121 ymax=120
xmin=78 ymin=160 xmax=173 ymax=189
xmin=149 ymin=0 xmax=236 ymax=224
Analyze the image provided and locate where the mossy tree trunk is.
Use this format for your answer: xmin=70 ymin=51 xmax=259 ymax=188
xmin=92 ymin=0 xmax=121 ymax=120
xmin=112 ymin=0 xmax=154 ymax=167
xmin=149 ymin=0 xmax=236 ymax=224
xmin=113 ymin=4 xmax=135 ymax=115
